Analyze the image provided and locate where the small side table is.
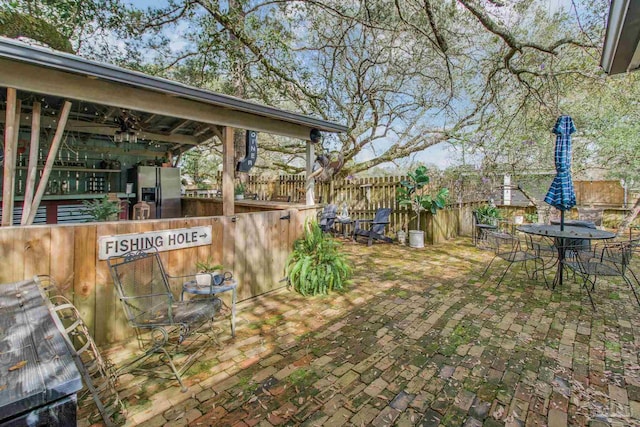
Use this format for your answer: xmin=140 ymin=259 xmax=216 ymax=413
xmin=335 ymin=216 xmax=352 ymax=238
xmin=181 ymin=278 xmax=238 ymax=337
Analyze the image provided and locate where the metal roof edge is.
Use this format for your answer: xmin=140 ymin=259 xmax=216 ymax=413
xmin=0 ymin=37 xmax=348 ymax=134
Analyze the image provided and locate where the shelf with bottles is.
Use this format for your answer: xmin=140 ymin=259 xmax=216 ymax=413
xmin=17 ymin=149 xmax=124 ymax=173
xmin=15 ymin=166 xmax=121 ymax=173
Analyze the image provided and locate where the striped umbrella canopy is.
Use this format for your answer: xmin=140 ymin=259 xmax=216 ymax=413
xmin=544 ymin=115 xmax=577 ymax=229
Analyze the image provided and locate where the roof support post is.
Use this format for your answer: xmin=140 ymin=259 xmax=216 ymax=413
xmin=21 ymin=101 xmax=40 ymax=225
xmin=25 ymin=101 xmax=72 ymax=225
xmin=2 ymin=88 xmax=19 ymax=226
xmin=222 ymin=126 xmax=235 ymax=216
xmin=305 ymin=141 xmax=315 ymax=206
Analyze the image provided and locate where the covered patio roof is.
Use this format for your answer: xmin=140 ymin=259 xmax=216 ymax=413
xmin=0 ymin=37 xmax=347 ymax=146
xmin=0 ymin=37 xmax=344 ymax=219
xmin=601 ymin=0 xmax=640 ymax=75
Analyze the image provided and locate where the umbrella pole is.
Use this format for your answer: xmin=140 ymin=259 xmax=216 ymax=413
xmin=560 ymin=210 xmax=565 ymax=231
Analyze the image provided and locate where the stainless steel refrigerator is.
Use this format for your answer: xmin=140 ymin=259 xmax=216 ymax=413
xmin=132 ymin=166 xmax=181 ymax=219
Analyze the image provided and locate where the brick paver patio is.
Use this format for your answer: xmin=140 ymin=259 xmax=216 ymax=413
xmin=88 ymin=238 xmax=640 ymax=426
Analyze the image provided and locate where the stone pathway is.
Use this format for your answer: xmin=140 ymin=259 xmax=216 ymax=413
xmin=86 ymin=239 xmax=640 ymax=426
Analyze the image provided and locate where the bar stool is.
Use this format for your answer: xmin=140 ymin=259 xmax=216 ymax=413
xmin=132 ymin=201 xmax=150 ymax=220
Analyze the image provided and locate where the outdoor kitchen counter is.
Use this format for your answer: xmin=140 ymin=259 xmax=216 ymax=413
xmin=0 ymin=193 xmax=135 ymax=202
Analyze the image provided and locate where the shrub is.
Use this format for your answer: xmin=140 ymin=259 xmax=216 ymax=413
xmin=82 ymin=196 xmax=121 ymax=222
xmin=286 ymin=220 xmax=351 ymax=296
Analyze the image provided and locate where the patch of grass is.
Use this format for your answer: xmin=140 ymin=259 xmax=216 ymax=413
xmin=234 ymin=374 xmax=260 ymax=395
xmin=605 ymin=341 xmax=621 ymax=352
xmin=246 ymin=321 xmax=263 ymax=330
xmin=288 ymin=368 xmax=319 ymax=387
xmin=265 ymin=314 xmax=284 ymax=326
xmin=439 ymin=323 xmax=477 ymax=356
xmin=381 ymin=270 xmax=400 ymax=280
xmin=187 ymin=358 xmax=219 ymax=376
xmin=608 ymin=292 xmax=621 ymax=300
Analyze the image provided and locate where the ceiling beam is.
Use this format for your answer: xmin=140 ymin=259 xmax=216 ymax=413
xmin=0 ymin=59 xmax=315 ymax=140
xmin=0 ymin=111 xmax=199 ymax=146
xmin=168 ymin=119 xmax=191 ymax=134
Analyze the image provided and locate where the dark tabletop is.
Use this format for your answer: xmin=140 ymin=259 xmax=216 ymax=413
xmin=550 ymin=219 xmax=597 ymax=229
xmin=517 ymin=224 xmax=616 ymax=240
xmin=0 ymin=277 xmax=82 ymax=422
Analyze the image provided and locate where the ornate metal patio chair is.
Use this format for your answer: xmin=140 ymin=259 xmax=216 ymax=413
xmin=562 ymin=240 xmax=640 ymax=310
xmin=472 ymin=210 xmax=498 ymax=248
xmin=481 ymin=230 xmax=546 ymax=287
xmin=353 ymin=208 xmax=393 ymax=246
xmin=107 ymin=248 xmax=222 ymax=392
xmin=37 ymin=276 xmax=126 ymax=426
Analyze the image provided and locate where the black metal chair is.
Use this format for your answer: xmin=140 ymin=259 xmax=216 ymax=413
xmin=472 ymin=211 xmax=498 ymax=248
xmin=107 ymin=248 xmax=222 ymax=392
xmin=353 ymin=208 xmax=393 ymax=246
xmin=562 ymin=240 xmax=640 ymax=310
xmin=481 ymin=231 xmax=546 ymax=287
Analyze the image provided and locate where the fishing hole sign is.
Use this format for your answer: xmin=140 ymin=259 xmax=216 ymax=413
xmin=98 ymin=226 xmax=212 ymax=260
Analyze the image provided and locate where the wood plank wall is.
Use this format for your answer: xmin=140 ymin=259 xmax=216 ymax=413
xmin=0 ymin=208 xmax=315 ymax=346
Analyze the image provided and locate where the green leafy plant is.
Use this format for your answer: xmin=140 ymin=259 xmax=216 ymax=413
xmin=524 ymin=212 xmax=538 ymax=223
xmin=196 ymin=258 xmax=224 ymax=273
xmin=234 ymin=182 xmax=246 ymax=196
xmin=475 ymin=204 xmax=502 ymax=225
xmin=286 ymin=220 xmax=351 ymax=296
xmin=82 ymin=196 xmax=121 ymax=222
xmin=397 ymin=166 xmax=449 ymax=231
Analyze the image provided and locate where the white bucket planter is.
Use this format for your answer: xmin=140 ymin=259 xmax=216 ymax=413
xmin=196 ymin=271 xmax=223 ymax=287
xmin=235 ymin=194 xmax=244 ymax=200
xmin=408 ymin=230 xmax=425 ymax=248
xmin=195 ymin=273 xmax=213 ymax=287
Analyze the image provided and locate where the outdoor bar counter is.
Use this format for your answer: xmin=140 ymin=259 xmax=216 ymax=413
xmin=181 ymin=197 xmax=316 ymax=216
xmin=0 ymin=193 xmax=135 ymax=224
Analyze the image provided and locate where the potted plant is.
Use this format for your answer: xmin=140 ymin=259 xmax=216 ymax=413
xmin=475 ymin=203 xmax=501 ymax=226
xmin=397 ymin=166 xmax=449 ymax=248
xmin=286 ymin=220 xmax=351 ymax=296
xmin=195 ymin=258 xmax=225 ymax=288
xmin=234 ymin=183 xmax=246 ymax=200
xmin=81 ymin=196 xmax=121 ymax=222
xmin=524 ymin=212 xmax=539 ymax=224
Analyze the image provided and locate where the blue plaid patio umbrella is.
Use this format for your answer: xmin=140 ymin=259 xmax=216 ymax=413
xmin=544 ymin=115 xmax=577 ymax=230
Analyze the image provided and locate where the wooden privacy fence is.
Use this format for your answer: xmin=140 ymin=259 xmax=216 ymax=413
xmin=574 ymin=181 xmax=624 ymax=207
xmin=186 ymin=174 xmax=464 ymax=235
xmin=0 ymin=208 xmax=315 ymax=346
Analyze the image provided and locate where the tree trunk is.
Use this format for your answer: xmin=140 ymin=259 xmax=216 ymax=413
xmin=617 ymin=194 xmax=640 ymax=238
xmin=229 ymin=0 xmax=248 ymax=178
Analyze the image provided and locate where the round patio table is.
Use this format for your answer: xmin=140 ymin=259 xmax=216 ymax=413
xmin=517 ymin=224 xmax=616 ymax=289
